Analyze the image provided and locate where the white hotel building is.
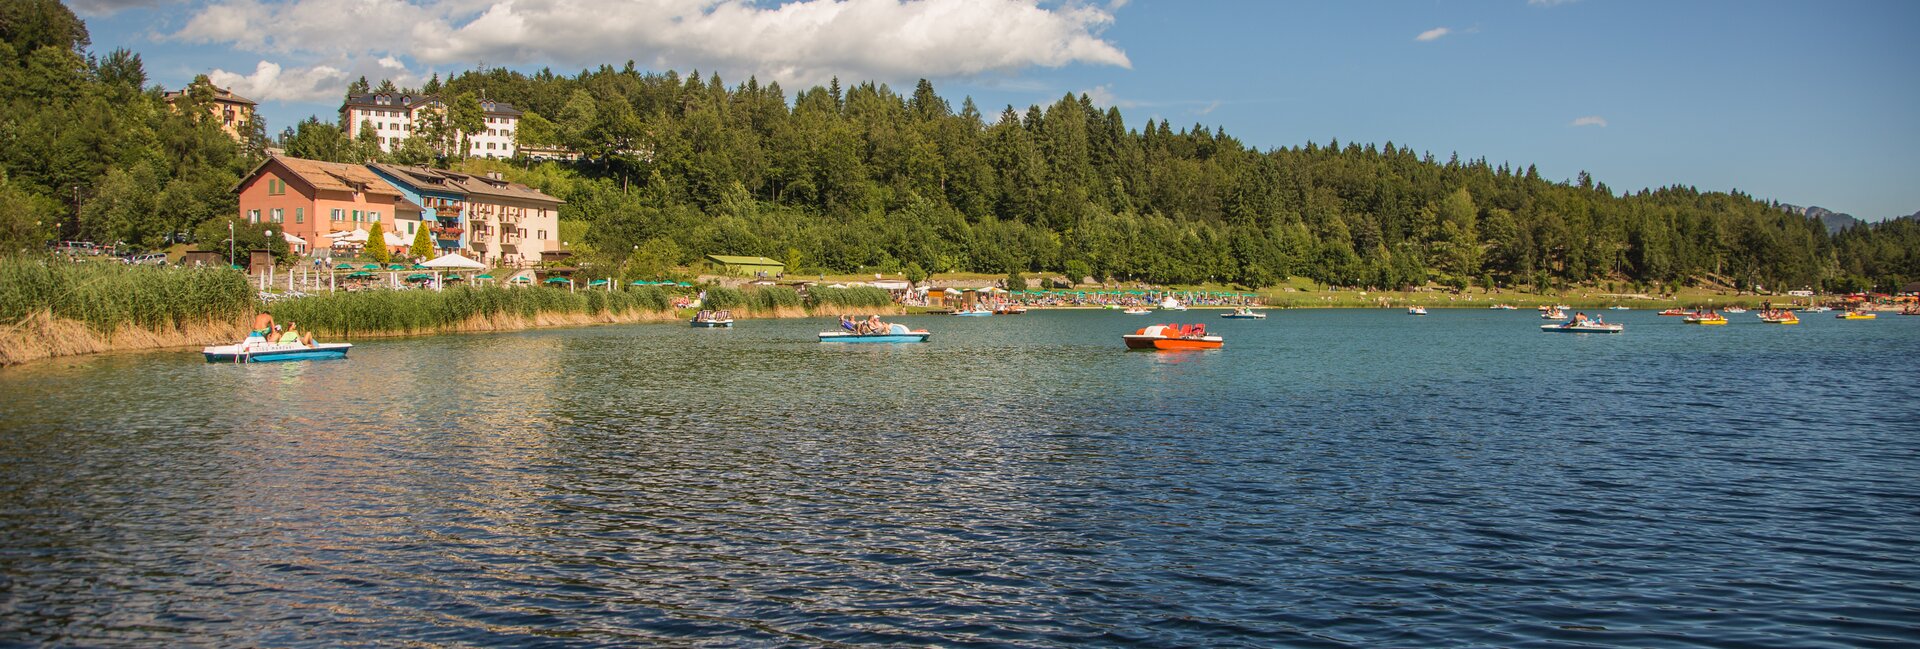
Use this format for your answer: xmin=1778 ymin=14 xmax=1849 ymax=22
xmin=340 ymin=93 xmax=524 ymax=158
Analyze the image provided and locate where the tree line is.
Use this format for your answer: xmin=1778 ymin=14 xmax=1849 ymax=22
xmin=4 ymin=0 xmax=1913 ymax=292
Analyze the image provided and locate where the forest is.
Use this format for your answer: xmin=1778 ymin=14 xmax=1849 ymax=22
xmin=3 ymin=0 xmax=1915 ymax=293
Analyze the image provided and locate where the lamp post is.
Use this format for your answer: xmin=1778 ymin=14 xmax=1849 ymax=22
xmin=262 ymin=229 xmax=273 ymax=289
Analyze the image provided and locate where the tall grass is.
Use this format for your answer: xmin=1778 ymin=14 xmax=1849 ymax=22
xmin=700 ymin=286 xmax=746 ymax=310
xmin=746 ymin=286 xmax=802 ymax=311
xmin=268 ymin=285 xmax=681 ymax=337
xmin=0 ymin=257 xmax=255 ymax=332
xmin=805 ymin=286 xmax=893 ymax=310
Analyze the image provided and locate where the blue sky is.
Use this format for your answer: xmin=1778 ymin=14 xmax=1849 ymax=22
xmin=80 ymin=0 xmax=1920 ymax=219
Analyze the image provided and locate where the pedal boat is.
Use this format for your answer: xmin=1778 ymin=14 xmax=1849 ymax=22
xmin=204 ymin=337 xmax=351 ymax=362
xmin=1540 ymin=321 xmax=1624 ymax=334
xmin=819 ymin=324 xmax=931 ymax=343
xmin=1123 ymin=324 xmax=1223 ymax=350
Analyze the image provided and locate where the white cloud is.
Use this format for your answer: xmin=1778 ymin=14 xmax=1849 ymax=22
xmin=1570 ymin=115 xmax=1608 ymax=127
xmin=208 ymin=60 xmax=349 ymax=102
xmin=1195 ymin=100 xmax=1220 ymax=116
xmin=1083 ymin=84 xmax=1136 ymax=109
xmin=67 ymin=0 xmax=165 ymax=16
xmin=1415 ymin=27 xmax=1452 ymax=42
xmin=173 ymin=0 xmax=1131 ymax=91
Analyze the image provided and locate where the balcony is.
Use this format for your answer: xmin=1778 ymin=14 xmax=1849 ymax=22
xmin=433 ymin=226 xmax=464 ymax=239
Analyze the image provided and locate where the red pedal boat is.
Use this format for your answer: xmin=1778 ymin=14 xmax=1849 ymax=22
xmin=1123 ymin=324 xmax=1223 ymax=350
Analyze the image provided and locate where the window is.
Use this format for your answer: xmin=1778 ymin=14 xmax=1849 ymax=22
xmin=331 ymin=208 xmax=343 ymax=221
xmin=407 ymin=222 xmax=414 ymax=234
xmin=271 ymin=208 xmax=283 ymax=223
xmin=371 ymin=211 xmax=381 ymax=223
xmin=295 ymin=208 xmax=304 ymax=224
xmin=536 ymin=229 xmax=546 ymax=240
xmin=248 ymin=209 xmax=261 ymax=223
xmin=266 ymin=178 xmax=285 ymax=195
xmin=352 ymin=210 xmax=362 ymax=222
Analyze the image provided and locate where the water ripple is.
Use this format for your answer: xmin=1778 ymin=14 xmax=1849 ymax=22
xmin=2 ymin=310 xmax=1917 ymax=646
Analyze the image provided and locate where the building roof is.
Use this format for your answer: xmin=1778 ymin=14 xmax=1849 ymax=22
xmin=342 ymin=93 xmax=523 ymax=117
xmin=342 ymin=93 xmax=434 ymax=111
xmin=368 ymin=164 xmax=563 ymax=206
xmin=162 ymin=84 xmax=257 ymax=107
xmin=707 ymin=255 xmax=785 ymax=267
xmin=242 ymin=154 xmax=403 ymax=197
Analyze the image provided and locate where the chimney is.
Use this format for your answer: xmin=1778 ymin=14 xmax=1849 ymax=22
xmin=487 ymin=172 xmax=503 ymax=180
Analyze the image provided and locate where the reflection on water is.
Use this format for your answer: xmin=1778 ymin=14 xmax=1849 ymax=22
xmin=2 ymin=310 xmax=1917 ymax=646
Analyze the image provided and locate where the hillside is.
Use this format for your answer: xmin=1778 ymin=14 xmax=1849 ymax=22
xmin=1 ymin=0 xmax=1913 ymax=294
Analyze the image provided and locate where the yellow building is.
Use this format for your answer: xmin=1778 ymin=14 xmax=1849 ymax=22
xmin=163 ymin=80 xmax=257 ymax=142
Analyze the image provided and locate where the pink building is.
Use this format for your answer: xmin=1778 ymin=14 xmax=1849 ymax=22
xmin=234 ymin=154 xmax=420 ymax=255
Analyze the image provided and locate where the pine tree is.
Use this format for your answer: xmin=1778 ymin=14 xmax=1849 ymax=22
xmin=367 ymin=222 xmax=388 ymax=265
xmin=408 ymin=222 xmax=432 ymax=259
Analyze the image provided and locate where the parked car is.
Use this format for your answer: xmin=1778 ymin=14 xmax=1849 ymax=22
xmin=124 ymin=253 xmax=167 ymax=266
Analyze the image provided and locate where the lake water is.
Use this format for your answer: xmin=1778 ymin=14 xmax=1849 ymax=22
xmin=2 ymin=309 xmax=1917 ymax=647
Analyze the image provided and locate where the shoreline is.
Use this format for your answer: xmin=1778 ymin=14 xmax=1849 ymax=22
xmin=6 ymin=298 xmax=1900 ymax=368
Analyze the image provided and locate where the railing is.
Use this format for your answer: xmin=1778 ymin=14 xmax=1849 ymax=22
xmin=433 ymin=226 xmax=464 ymax=239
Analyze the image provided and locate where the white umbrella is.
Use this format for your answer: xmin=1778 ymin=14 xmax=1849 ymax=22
xmin=420 ymin=253 xmax=486 ymax=270
xmin=326 ymin=228 xmax=369 ymax=242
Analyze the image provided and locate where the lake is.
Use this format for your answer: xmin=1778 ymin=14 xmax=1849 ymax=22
xmin=2 ymin=309 xmax=1916 ymax=647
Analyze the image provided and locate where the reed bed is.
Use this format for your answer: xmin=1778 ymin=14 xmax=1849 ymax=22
xmin=804 ymin=286 xmax=894 ymax=310
xmin=270 ymin=285 xmax=682 ymax=338
xmin=0 ymin=257 xmax=255 ymax=333
xmin=0 ymin=258 xmax=257 ymax=365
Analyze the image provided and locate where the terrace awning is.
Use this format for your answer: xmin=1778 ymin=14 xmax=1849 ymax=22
xmin=421 ymin=253 xmax=485 ymax=270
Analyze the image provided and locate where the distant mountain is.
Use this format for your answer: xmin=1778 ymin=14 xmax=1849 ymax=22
xmin=1779 ymin=204 xmax=1866 ymax=233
